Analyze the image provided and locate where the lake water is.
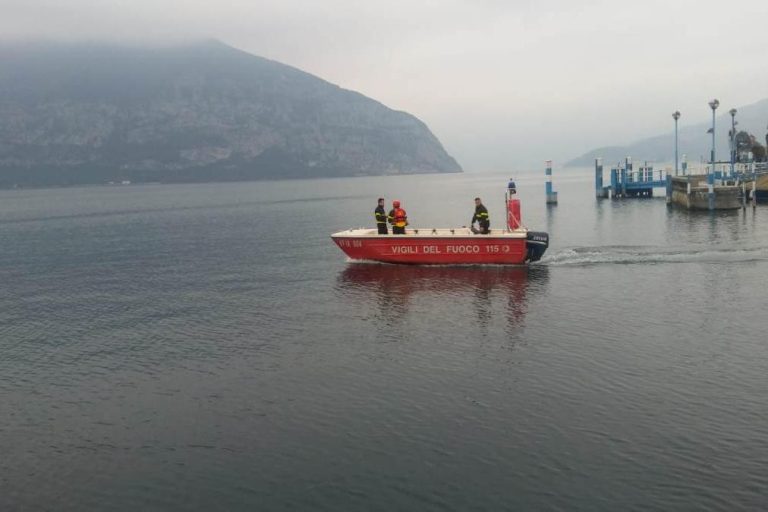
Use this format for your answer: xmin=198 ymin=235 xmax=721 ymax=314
xmin=1 ymin=169 xmax=767 ymax=511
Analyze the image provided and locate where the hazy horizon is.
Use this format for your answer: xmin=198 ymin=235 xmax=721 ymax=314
xmin=2 ymin=0 xmax=767 ymax=171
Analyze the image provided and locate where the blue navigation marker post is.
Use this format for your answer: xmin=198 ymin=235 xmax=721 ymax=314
xmin=708 ymin=98 xmax=719 ymax=210
xmin=545 ymin=160 xmax=558 ymax=204
xmin=595 ymin=158 xmax=604 ymax=199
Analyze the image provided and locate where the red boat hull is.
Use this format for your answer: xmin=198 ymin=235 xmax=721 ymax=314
xmin=332 ymin=229 xmax=535 ymax=265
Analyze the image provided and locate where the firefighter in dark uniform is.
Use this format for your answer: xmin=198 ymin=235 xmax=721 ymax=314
xmin=388 ymin=200 xmax=408 ymax=235
xmin=471 ymin=197 xmax=490 ymax=234
xmin=374 ymin=198 xmax=388 ymax=234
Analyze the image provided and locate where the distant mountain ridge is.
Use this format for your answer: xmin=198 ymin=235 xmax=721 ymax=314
xmin=566 ymin=98 xmax=768 ymax=167
xmin=0 ymin=40 xmax=461 ymax=187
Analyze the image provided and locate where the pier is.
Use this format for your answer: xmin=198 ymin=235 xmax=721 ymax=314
xmin=669 ymin=161 xmax=767 ymax=210
xmin=594 ymin=157 xmax=668 ymax=199
xmin=595 ymin=157 xmax=767 ymax=210
xmin=590 ymin=98 xmax=768 ymax=210
xmin=669 ymin=175 xmax=742 ymax=209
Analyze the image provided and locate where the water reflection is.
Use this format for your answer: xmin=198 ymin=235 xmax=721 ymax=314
xmin=336 ymin=264 xmax=549 ymax=334
xmin=664 ymin=205 xmax=754 ymax=246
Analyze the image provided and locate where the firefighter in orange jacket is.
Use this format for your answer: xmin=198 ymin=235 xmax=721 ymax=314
xmin=388 ymin=200 xmax=408 ymax=235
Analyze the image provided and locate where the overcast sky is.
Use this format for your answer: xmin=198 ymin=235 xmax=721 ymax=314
xmin=2 ymin=0 xmax=767 ymax=169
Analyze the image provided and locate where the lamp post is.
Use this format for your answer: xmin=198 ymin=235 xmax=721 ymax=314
xmin=672 ymin=111 xmax=681 ymax=175
xmin=729 ymin=108 xmax=737 ymax=175
xmin=708 ymin=98 xmax=719 ymax=210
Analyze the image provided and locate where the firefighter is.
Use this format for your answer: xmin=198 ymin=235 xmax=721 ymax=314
xmin=374 ymin=197 xmax=388 ymax=234
xmin=471 ymin=197 xmax=490 ymax=234
xmin=388 ymin=200 xmax=408 ymax=235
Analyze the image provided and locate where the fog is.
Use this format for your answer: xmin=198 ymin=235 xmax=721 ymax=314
xmin=2 ymin=0 xmax=767 ymax=170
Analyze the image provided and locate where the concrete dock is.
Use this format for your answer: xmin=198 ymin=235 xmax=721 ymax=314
xmin=669 ymin=175 xmax=743 ymax=210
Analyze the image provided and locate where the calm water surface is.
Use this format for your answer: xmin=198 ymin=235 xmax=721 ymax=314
xmin=1 ymin=170 xmax=767 ymax=511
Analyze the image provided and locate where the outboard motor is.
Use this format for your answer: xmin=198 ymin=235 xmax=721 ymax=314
xmin=525 ymin=231 xmax=549 ymax=262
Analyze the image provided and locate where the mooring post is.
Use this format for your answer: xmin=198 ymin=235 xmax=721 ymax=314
xmin=742 ymin=180 xmax=747 ymax=210
xmin=753 ymin=178 xmax=758 ymax=209
xmin=595 ymin=158 xmax=603 ymax=199
xmin=545 ymin=160 xmax=558 ymax=204
xmin=622 ymin=157 xmax=631 ymax=197
xmin=666 ymin=173 xmax=672 ymax=204
xmin=682 ymin=154 xmax=687 ymax=175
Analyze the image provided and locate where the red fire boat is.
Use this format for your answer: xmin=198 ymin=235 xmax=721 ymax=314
xmin=331 ymin=183 xmax=549 ymax=265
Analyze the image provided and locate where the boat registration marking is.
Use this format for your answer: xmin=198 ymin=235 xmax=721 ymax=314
xmin=446 ymin=245 xmax=481 ymax=254
xmin=389 ymin=245 xmax=511 ymax=255
xmin=337 ymin=239 xmax=516 ymax=255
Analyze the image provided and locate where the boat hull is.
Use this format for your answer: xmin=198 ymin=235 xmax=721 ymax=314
xmin=332 ymin=229 xmax=548 ymax=265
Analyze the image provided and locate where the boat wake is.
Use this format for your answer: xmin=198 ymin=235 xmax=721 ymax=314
xmin=541 ymin=244 xmax=768 ymax=266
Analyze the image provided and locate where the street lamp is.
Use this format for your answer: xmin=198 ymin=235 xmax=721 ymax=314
xmin=729 ymin=108 xmax=737 ymax=174
xmin=672 ymin=111 xmax=681 ymax=175
xmin=708 ymin=98 xmax=719 ymax=210
xmin=709 ymin=99 xmax=719 ymax=163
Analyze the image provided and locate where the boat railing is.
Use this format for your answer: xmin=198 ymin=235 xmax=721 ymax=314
xmin=336 ymin=227 xmax=529 ymax=237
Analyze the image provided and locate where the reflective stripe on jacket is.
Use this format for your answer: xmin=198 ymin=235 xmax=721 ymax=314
xmin=472 ymin=205 xmax=489 ymax=223
xmin=374 ymin=205 xmax=387 ymax=224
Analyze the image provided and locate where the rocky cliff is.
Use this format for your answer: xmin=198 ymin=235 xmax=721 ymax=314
xmin=0 ymin=40 xmax=461 ymax=186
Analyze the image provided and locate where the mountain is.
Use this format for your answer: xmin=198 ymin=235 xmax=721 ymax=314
xmin=566 ymin=98 xmax=768 ymax=167
xmin=0 ymin=40 xmax=461 ymax=187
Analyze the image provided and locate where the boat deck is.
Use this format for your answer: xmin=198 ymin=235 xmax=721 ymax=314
xmin=332 ymin=228 xmax=529 ymax=238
